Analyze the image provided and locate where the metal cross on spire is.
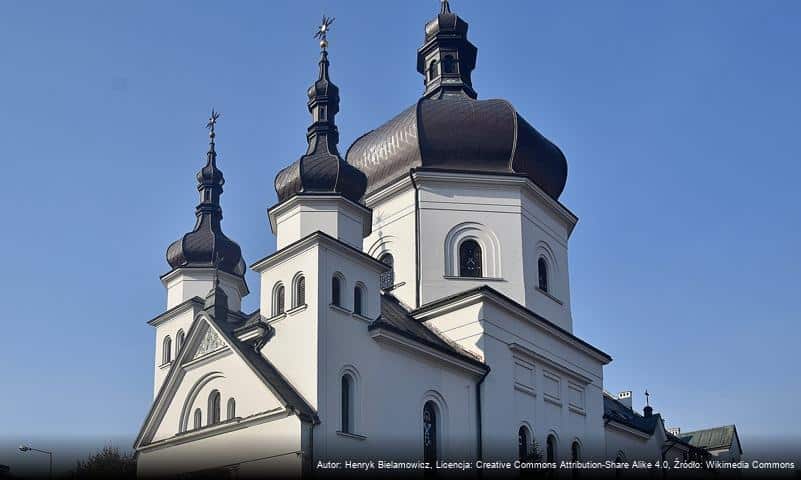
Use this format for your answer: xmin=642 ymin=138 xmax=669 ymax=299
xmin=206 ymin=109 xmax=221 ymax=139
xmin=644 ymin=389 xmax=650 ymax=407
xmin=314 ymin=15 xmax=335 ymax=51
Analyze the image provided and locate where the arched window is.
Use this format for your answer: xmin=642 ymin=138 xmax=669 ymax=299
xmin=538 ymin=257 xmax=549 ymax=292
xmin=353 ymin=284 xmax=365 ymax=316
xmin=331 ymin=275 xmax=342 ymax=307
xmin=341 ymin=374 xmax=354 ymax=433
xmin=571 ymin=441 xmax=581 ymax=461
xmin=459 ymin=239 xmax=482 ymax=277
xmin=379 ymin=253 xmax=394 ymax=290
xmin=208 ymin=390 xmax=221 ymax=425
xmin=176 ymin=329 xmax=185 ymax=354
xmin=272 ymin=283 xmax=285 ymax=316
xmin=423 ymin=401 xmax=438 ymax=463
xmin=518 ymin=426 xmax=530 ymax=460
xmin=546 ymin=434 xmax=557 ymax=462
xmin=293 ymin=275 xmax=306 ymax=308
xmin=162 ymin=336 xmax=172 ymax=364
xmin=428 ymin=59 xmax=439 ymax=81
xmin=193 ymin=408 xmax=202 ymax=430
xmin=227 ymin=398 xmax=236 ymax=420
xmin=442 ymin=55 xmax=457 ymax=74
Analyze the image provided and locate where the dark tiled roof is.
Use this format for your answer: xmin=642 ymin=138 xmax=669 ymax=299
xmin=681 ymin=425 xmax=740 ymax=451
xmin=603 ymin=394 xmax=661 ymax=435
xmin=370 ymin=294 xmax=487 ymax=370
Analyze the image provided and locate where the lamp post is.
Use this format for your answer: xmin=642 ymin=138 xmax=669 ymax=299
xmin=19 ymin=444 xmax=53 ymax=480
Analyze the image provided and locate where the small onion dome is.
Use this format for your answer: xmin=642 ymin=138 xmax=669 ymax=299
xmin=166 ymin=121 xmax=246 ymax=277
xmin=274 ymin=49 xmax=367 ymax=204
xmin=166 ymin=220 xmax=246 ymax=276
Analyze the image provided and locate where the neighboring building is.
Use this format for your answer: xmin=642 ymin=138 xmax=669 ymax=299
xmin=603 ymin=392 xmax=711 ymax=464
xmin=681 ymin=425 xmax=743 ymax=461
xmin=134 ymin=2 xmax=740 ymax=477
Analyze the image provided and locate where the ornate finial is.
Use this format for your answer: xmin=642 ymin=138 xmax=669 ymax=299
xmin=314 ymin=15 xmax=335 ymax=50
xmin=644 ymin=389 xmax=650 ymax=407
xmin=212 ymin=251 xmax=224 ymax=289
xmin=206 ymin=109 xmax=221 ymax=140
xmin=440 ymin=0 xmax=451 ymax=14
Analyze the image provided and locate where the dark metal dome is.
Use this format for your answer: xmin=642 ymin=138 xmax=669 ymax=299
xmin=345 ymin=1 xmax=568 ymax=200
xmin=274 ymin=50 xmax=367 ymax=204
xmin=166 ymin=117 xmax=246 ymax=277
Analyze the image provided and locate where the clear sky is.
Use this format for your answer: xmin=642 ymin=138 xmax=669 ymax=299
xmin=1 ymin=0 xmax=800 ymax=471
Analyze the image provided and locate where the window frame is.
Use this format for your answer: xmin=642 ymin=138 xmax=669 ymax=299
xmin=331 ymin=274 xmax=343 ymax=307
xmin=458 ymin=239 xmax=483 ymax=278
xmin=292 ymin=274 xmax=306 ymax=308
xmin=162 ymin=336 xmax=172 ymax=365
xmin=272 ymin=282 xmax=286 ymax=317
xmin=208 ymin=390 xmax=221 ymax=425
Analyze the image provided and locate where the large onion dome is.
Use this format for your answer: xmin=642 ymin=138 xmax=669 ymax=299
xmin=346 ymin=0 xmax=568 ymax=200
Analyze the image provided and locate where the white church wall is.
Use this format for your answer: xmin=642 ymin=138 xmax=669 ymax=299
xmin=520 ymin=188 xmax=574 ymax=332
xmin=291 ymin=239 xmax=482 ymax=460
xmin=162 ymin=268 xmax=244 ymax=312
xmin=138 ymin=414 xmax=303 ymax=478
xmin=271 ymin=196 xmax=370 ymax=250
xmin=604 ymin=423 xmax=663 ymax=464
xmin=151 ymin=305 xmax=201 ymax=398
xmin=364 ymin=178 xmax=418 ymax=307
xmin=257 ymin=243 xmax=321 ymax=409
xmin=363 ymin=172 xmax=575 ymax=332
xmin=426 ymin=298 xmax=607 ymax=460
xmin=151 ymin=347 xmax=285 ymax=442
xmin=416 ymin=177 xmax=527 ymax=307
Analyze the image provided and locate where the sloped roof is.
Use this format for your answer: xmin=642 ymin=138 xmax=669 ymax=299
xmin=681 ymin=425 xmax=741 ymax=452
xmin=370 ymin=294 xmax=487 ymax=370
xmin=603 ymin=394 xmax=661 ymax=435
xmin=208 ymin=309 xmax=317 ymax=422
xmin=135 ymin=301 xmax=316 ymax=449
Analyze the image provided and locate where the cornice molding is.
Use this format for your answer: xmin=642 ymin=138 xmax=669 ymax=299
xmin=369 ymin=327 xmax=487 ymax=377
xmin=267 ymin=194 xmax=373 ymax=237
xmin=508 ymin=342 xmax=593 ymax=385
xmin=147 ymin=297 xmax=204 ymax=327
xmin=413 ymin=287 xmax=611 ymax=365
xmin=411 ymin=169 xmax=578 ymax=234
xmin=251 ymin=231 xmax=389 ymax=274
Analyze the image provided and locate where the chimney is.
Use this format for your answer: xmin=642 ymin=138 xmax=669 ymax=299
xmin=617 ymin=391 xmax=633 ymax=409
xmin=668 ymin=427 xmax=681 ymax=436
xmin=643 ymin=405 xmax=653 ymax=418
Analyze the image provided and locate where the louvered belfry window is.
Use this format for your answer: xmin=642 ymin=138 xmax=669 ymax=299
xmin=459 ymin=240 xmax=482 ymax=278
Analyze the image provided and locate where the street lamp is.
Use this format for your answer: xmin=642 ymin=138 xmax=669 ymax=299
xmin=19 ymin=444 xmax=53 ymax=480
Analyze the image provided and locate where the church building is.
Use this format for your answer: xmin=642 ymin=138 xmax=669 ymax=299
xmin=134 ymin=2 xmax=739 ymax=477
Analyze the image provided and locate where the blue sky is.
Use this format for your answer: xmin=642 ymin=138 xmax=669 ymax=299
xmin=1 ymin=0 xmax=800 ymax=470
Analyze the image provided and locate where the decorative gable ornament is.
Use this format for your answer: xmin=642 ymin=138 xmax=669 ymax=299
xmin=193 ymin=326 xmax=225 ymax=359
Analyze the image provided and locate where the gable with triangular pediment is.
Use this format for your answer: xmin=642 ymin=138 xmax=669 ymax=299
xmin=141 ymin=317 xmax=289 ymax=446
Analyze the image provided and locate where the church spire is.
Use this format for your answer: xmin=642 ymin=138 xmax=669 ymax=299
xmin=166 ymin=111 xmax=245 ymax=277
xmin=273 ymin=16 xmax=367 ymax=204
xmin=417 ymin=0 xmax=478 ymax=99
